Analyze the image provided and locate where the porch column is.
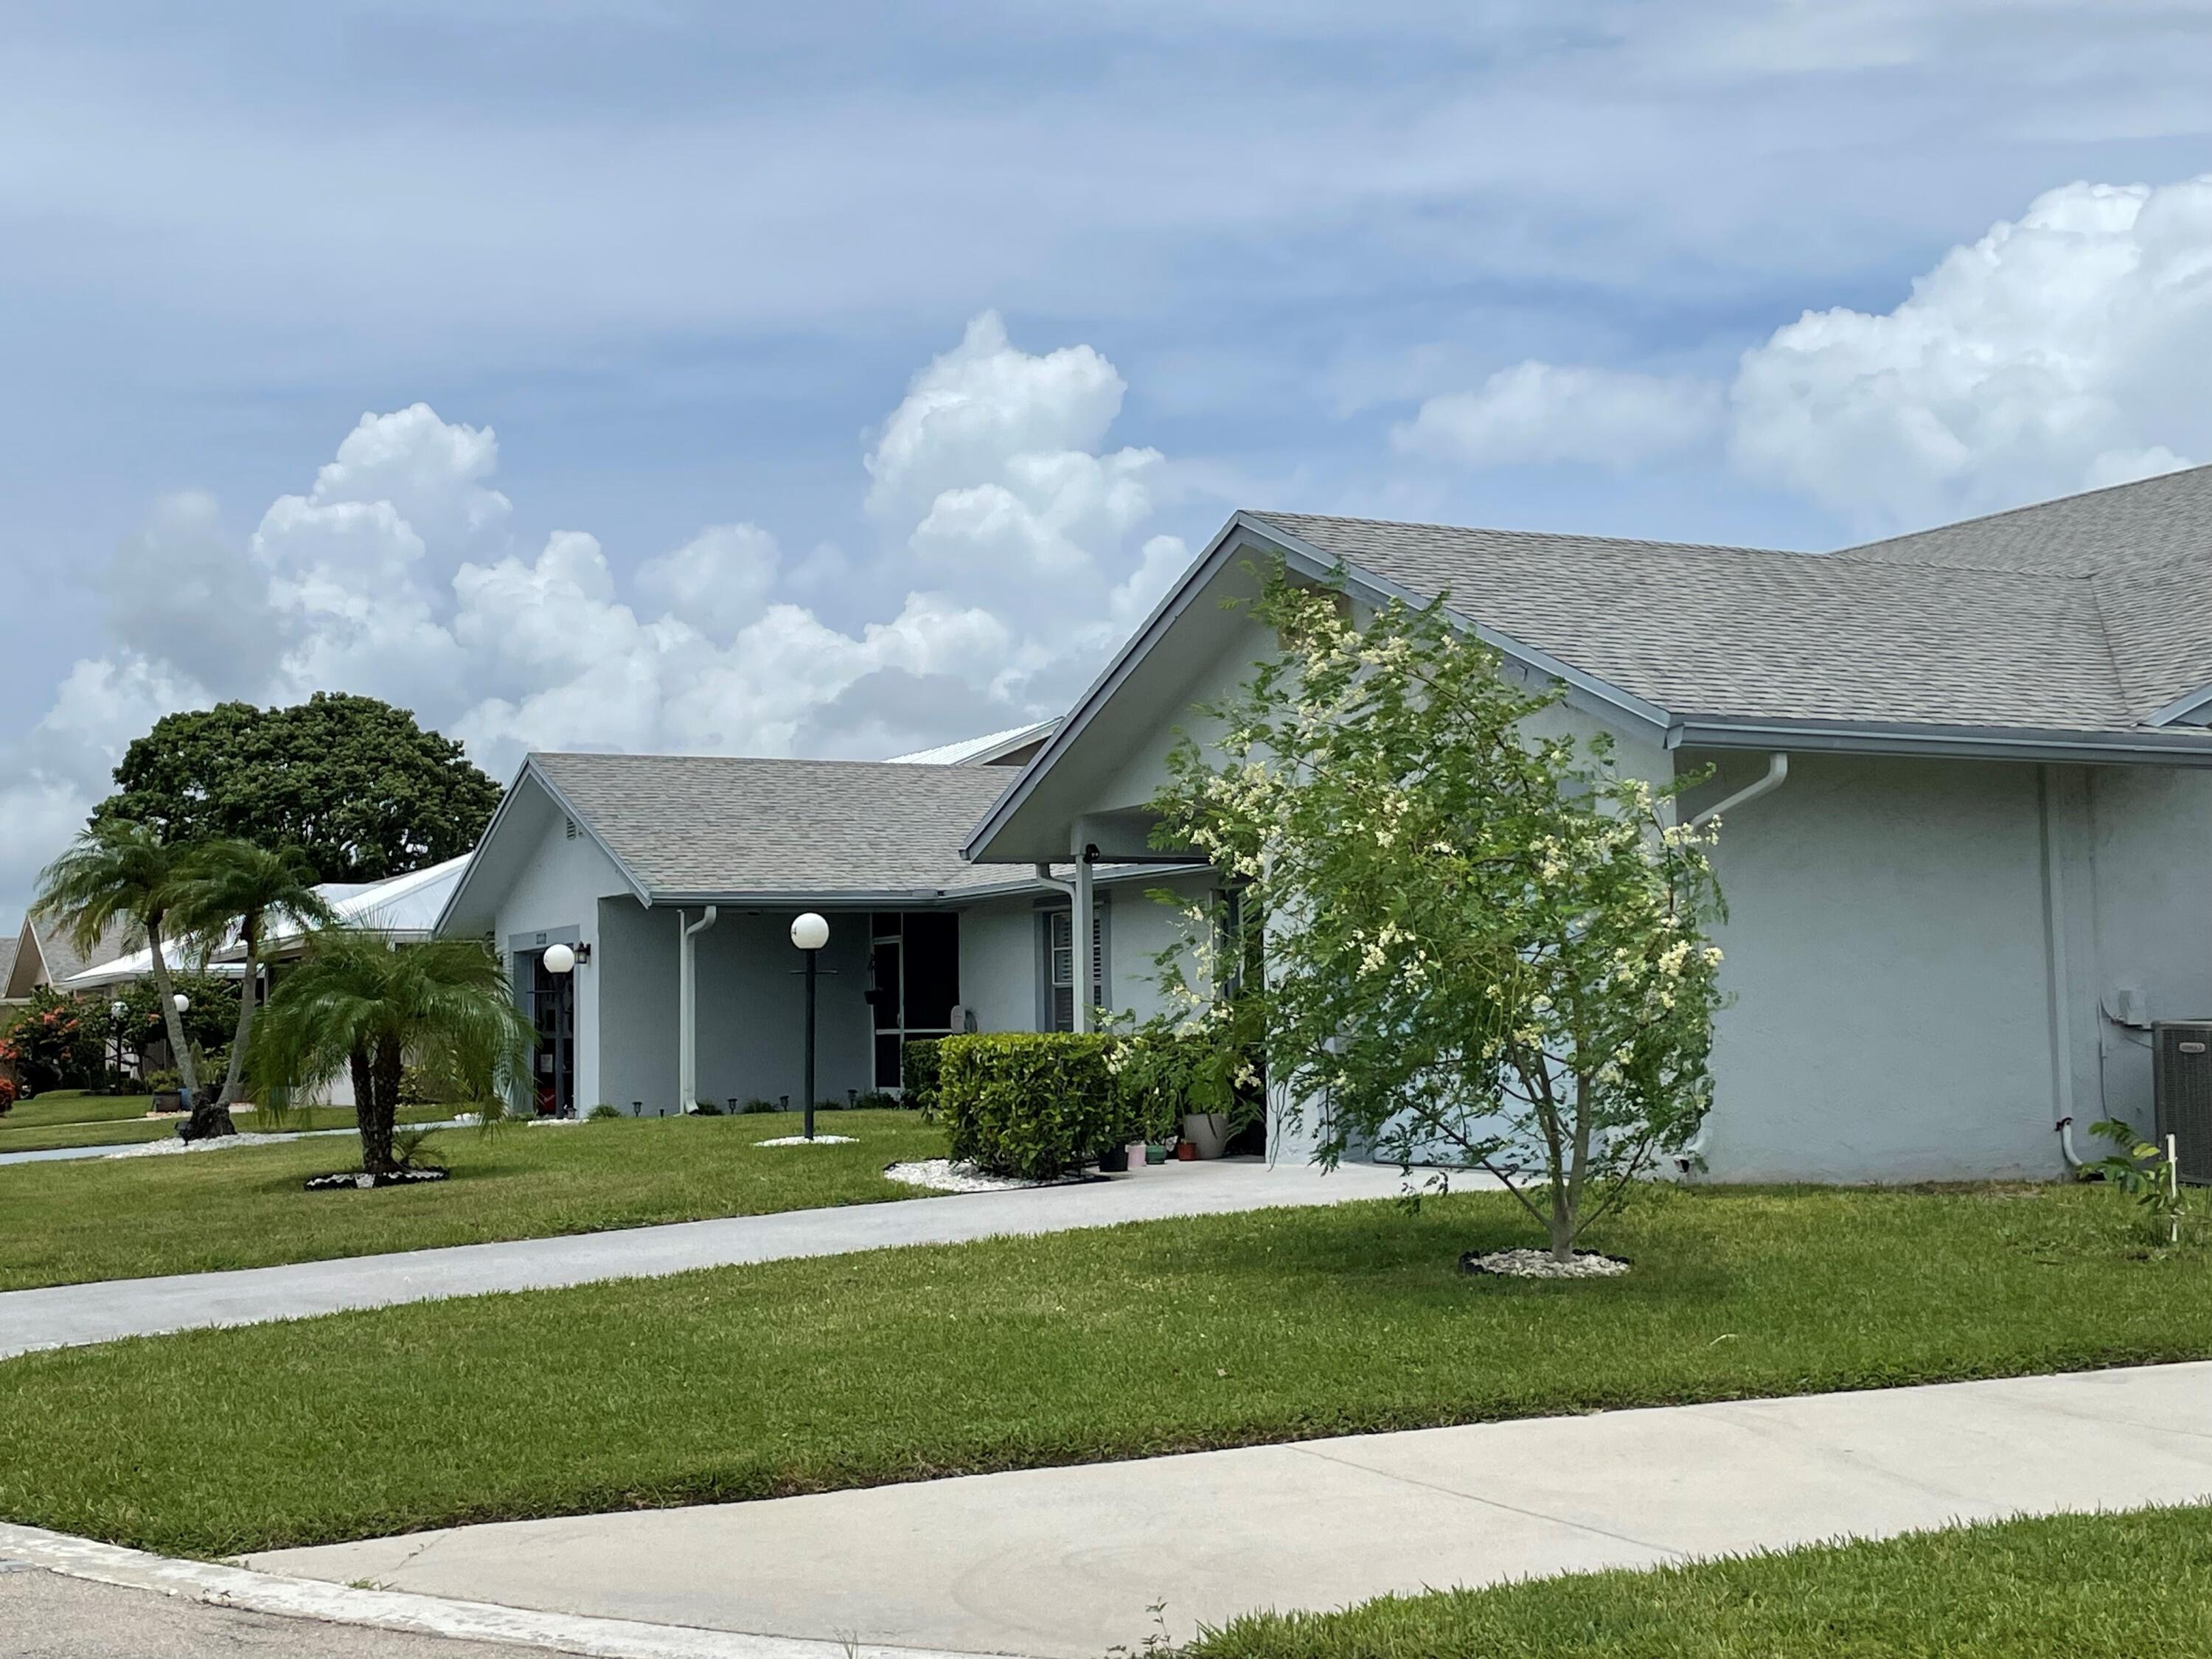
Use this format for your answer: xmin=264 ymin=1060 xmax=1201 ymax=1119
xmin=1074 ymin=855 xmax=1096 ymax=1034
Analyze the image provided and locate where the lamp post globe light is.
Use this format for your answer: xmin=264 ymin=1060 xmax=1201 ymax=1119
xmin=173 ymin=992 xmax=189 ymax=1015
xmin=111 ymin=1000 xmax=126 ymax=1091
xmin=543 ymin=942 xmax=577 ymax=975
xmin=791 ymin=913 xmax=829 ymax=1140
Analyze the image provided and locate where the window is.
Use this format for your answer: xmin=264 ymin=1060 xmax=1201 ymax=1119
xmin=1044 ymin=908 xmax=1105 ymax=1032
xmin=869 ymin=912 xmax=960 ymax=1088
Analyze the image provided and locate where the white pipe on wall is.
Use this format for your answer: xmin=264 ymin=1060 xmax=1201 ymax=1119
xmin=678 ymin=905 xmax=719 ymax=1114
xmin=2037 ymin=767 xmax=2080 ymax=1173
xmin=1688 ymin=752 xmax=1790 ymax=831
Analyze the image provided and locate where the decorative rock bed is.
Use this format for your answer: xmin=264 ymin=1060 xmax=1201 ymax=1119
xmin=304 ymin=1167 xmax=449 ymax=1191
xmin=1460 ymin=1247 xmax=1631 ymax=1279
xmin=883 ymin=1157 xmax=1043 ymax=1194
xmin=109 ymin=1132 xmax=301 ymax=1161
xmin=755 ymin=1133 xmax=857 ymax=1147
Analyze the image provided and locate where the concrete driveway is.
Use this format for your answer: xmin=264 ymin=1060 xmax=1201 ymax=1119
xmin=248 ymin=1360 xmax=2212 ymax=1659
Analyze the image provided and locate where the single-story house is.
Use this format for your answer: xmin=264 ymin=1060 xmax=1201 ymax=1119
xmin=434 ymin=753 xmax=1203 ymax=1119
xmin=964 ymin=465 xmax=2212 ymax=1182
xmin=439 ymin=466 xmax=2212 ymax=1182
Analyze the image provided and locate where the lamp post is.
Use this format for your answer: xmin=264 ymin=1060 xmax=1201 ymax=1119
xmin=172 ymin=993 xmax=190 ymax=1113
xmin=790 ymin=913 xmax=829 ymax=1141
xmin=109 ymin=999 xmax=125 ymax=1093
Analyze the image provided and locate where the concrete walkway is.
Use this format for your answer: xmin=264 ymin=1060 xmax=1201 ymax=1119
xmin=250 ymin=1361 xmax=2212 ymax=1658
xmin=0 ymin=1158 xmax=1413 ymax=1358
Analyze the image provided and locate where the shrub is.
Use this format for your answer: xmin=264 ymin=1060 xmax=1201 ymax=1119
xmin=145 ymin=1068 xmax=184 ymax=1095
xmin=0 ymin=1076 xmax=15 ymax=1115
xmin=587 ymin=1104 xmax=623 ymax=1121
xmin=852 ymin=1088 xmax=902 ymax=1111
xmin=739 ymin=1097 xmax=781 ymax=1115
xmin=938 ymin=1032 xmax=1161 ymax=1180
xmin=900 ymin=1038 xmax=944 ymax=1120
xmin=689 ymin=1100 xmax=725 ymax=1116
xmin=397 ymin=1065 xmax=439 ymax=1107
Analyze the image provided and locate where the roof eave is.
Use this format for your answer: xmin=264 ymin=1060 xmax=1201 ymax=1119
xmin=1669 ymin=716 xmax=2212 ymax=768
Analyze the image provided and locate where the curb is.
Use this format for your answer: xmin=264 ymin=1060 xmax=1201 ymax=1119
xmin=0 ymin=1522 xmax=1034 ymax=1659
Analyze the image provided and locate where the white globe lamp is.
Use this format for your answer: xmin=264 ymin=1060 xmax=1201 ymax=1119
xmin=790 ymin=913 xmax=830 ymax=952
xmin=172 ymin=992 xmax=189 ymax=1015
xmin=543 ymin=942 xmax=577 ymax=975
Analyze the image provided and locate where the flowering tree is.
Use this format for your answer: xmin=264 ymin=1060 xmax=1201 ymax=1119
xmin=1150 ymin=570 xmax=1727 ymax=1263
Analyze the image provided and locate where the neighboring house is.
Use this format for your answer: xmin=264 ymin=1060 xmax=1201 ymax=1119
xmin=4 ymin=914 xmax=139 ymax=1001
xmin=434 ymin=755 xmax=1202 ymax=1118
xmin=964 ymin=466 xmax=2212 ymax=1182
xmin=886 ymin=719 xmax=1060 ymax=768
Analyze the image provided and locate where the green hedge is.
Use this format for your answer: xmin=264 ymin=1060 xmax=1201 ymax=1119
xmin=900 ymin=1037 xmax=944 ymax=1119
xmin=939 ymin=1033 xmax=1176 ymax=1180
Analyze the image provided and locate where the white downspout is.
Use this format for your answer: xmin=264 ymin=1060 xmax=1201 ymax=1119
xmin=1074 ymin=855 xmax=1096 ymax=1034
xmin=1676 ymin=752 xmax=1789 ymax=1174
xmin=1688 ymin=752 xmax=1789 ymax=831
xmin=678 ymin=905 xmax=719 ymax=1115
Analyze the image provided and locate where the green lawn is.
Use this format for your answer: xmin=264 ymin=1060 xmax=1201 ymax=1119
xmin=1 ymin=1182 xmax=2205 ymax=1558
xmin=1189 ymin=1504 xmax=2212 ymax=1658
xmin=0 ymin=1109 xmax=945 ymax=1290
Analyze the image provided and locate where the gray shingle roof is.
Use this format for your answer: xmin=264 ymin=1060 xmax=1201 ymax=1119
xmin=0 ymin=936 xmax=18 ymax=997
xmin=27 ymin=915 xmax=139 ymax=987
xmin=529 ymin=753 xmax=1027 ymax=898
xmin=1250 ymin=467 xmax=2212 ymax=734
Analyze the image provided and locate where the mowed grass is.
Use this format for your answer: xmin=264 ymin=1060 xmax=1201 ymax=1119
xmin=0 ymin=1093 xmax=451 ymax=1154
xmin=1 ymin=1182 xmax=2206 ymax=1557
xmin=0 ymin=1109 xmax=945 ymax=1290
xmin=1188 ymin=1504 xmax=2212 ymax=1659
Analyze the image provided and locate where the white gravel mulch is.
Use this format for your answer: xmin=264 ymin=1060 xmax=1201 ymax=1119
xmin=1462 ymin=1247 xmax=1631 ymax=1279
xmin=108 ymin=1131 xmax=305 ymax=1160
xmin=755 ymin=1133 xmax=858 ymax=1147
xmin=882 ymin=1157 xmax=1042 ymax=1193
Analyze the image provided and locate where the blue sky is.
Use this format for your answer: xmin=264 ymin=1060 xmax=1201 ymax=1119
xmin=4 ymin=1 xmax=2212 ymax=931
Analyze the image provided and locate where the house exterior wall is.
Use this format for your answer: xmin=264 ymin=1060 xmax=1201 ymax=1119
xmin=594 ymin=897 xmax=676 ymax=1115
xmin=1690 ymin=752 xmax=2212 ymax=1183
xmin=692 ymin=911 xmax=874 ymax=1109
xmin=1104 ymin=872 xmax=1214 ymax=1026
xmin=958 ymin=894 xmax=1043 ymax=1034
xmin=489 ymin=810 xmax=633 ymax=1116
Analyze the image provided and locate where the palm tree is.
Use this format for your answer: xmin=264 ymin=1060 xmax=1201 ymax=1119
xmin=172 ymin=840 xmax=335 ymax=1126
xmin=32 ymin=822 xmax=206 ymax=1129
xmin=251 ymin=930 xmax=535 ymax=1175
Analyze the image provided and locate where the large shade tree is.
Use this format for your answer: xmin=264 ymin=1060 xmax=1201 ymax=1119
xmin=91 ymin=692 xmax=502 ymax=885
xmin=31 ymin=822 xmax=209 ymax=1127
xmin=1150 ymin=570 xmax=1727 ymax=1264
xmin=172 ymin=840 xmax=336 ymax=1124
xmin=251 ymin=931 xmax=535 ymax=1176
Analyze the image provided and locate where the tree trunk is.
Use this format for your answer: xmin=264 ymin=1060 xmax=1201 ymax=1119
xmin=358 ymin=1040 xmax=401 ymax=1175
xmin=151 ymin=917 xmax=234 ymax=1141
xmin=217 ymin=915 xmax=259 ymax=1110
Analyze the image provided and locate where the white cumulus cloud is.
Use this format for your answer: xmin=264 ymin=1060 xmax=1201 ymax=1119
xmin=1730 ymin=175 xmax=2212 ymax=526
xmin=1394 ymin=361 xmax=1725 ymax=469
xmin=0 ymin=316 xmax=1198 ymax=931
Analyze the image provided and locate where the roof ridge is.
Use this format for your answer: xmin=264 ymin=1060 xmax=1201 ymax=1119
xmin=1247 ymin=509 xmax=1800 ymax=560
xmin=529 ymin=750 xmax=1017 ymax=774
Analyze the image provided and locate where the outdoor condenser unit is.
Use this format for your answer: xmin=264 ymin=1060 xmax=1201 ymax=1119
xmin=2153 ymin=1020 xmax=2212 ymax=1186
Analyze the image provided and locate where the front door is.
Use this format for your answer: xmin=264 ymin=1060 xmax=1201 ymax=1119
xmin=869 ymin=912 xmax=959 ymax=1088
xmin=529 ymin=950 xmax=576 ymax=1116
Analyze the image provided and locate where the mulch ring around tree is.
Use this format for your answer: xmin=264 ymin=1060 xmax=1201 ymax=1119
xmin=303 ymin=1167 xmax=450 ymax=1192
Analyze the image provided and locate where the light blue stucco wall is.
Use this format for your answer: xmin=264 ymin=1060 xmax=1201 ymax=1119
xmin=490 ymin=807 xmax=633 ymax=1117
xmin=959 ymin=894 xmax=1043 ymax=1034
xmin=692 ymin=911 xmax=874 ymax=1109
xmin=1691 ymin=752 xmax=2212 ymax=1183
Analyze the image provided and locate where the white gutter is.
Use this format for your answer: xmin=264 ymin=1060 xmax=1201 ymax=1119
xmin=678 ymin=905 xmax=719 ymax=1114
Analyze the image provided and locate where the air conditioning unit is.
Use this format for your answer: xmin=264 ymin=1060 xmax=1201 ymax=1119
xmin=2153 ymin=1020 xmax=2212 ymax=1186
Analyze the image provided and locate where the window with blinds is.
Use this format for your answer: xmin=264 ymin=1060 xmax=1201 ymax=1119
xmin=1045 ymin=908 xmax=1105 ymax=1032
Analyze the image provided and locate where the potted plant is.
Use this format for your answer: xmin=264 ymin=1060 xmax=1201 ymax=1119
xmin=146 ymin=1067 xmax=184 ymax=1114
